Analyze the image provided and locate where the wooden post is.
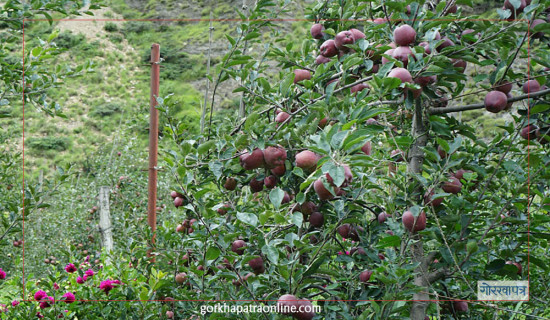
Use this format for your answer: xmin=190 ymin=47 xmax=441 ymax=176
xmin=98 ymin=186 xmax=113 ymax=262
xmin=201 ymin=13 xmax=214 ymax=136
xmin=148 ymin=44 xmax=161 ymax=252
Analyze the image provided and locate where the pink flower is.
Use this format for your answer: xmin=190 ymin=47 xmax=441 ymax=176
xmin=111 ymin=279 xmax=121 ymax=285
xmin=85 ymin=255 xmax=90 ymax=262
xmin=12 ymin=300 xmax=19 ymax=307
xmin=83 ymin=275 xmax=88 ymax=282
xmin=76 ymin=276 xmax=84 ymax=284
xmin=62 ymin=292 xmax=75 ymax=304
xmin=99 ymin=280 xmax=114 ymax=294
xmin=337 ymin=251 xmax=343 ymax=255
xmin=39 ymin=296 xmax=54 ymax=309
xmin=85 ymin=269 xmax=94 ymax=277
xmin=64 ymin=264 xmax=77 ymax=273
xmin=0 ymin=268 xmax=6 ymax=280
xmin=345 ymin=251 xmax=350 ymax=255
xmin=53 ymin=283 xmax=60 ymax=290
xmin=36 ymin=312 xmax=44 ymax=318
xmin=34 ymin=290 xmax=47 ymax=301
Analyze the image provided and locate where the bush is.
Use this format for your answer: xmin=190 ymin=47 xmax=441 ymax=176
xmin=26 ymin=137 xmax=70 ymax=151
xmin=54 ymin=31 xmax=85 ymax=49
xmin=90 ymin=103 xmax=122 ymax=117
xmin=104 ymin=22 xmax=118 ymax=32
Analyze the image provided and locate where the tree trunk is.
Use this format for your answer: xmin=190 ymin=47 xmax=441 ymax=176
xmin=98 ymin=186 xmax=114 ymax=263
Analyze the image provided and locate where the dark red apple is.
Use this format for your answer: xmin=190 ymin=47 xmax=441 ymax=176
xmin=523 ymin=80 xmax=540 ymax=93
xmin=373 ymin=17 xmax=387 ymax=25
xmin=414 ymin=75 xmax=436 ymax=87
xmin=436 ymin=37 xmax=454 ymax=52
xmin=452 ymin=59 xmax=467 ymax=73
xmin=453 ymin=301 xmax=469 ymax=312
xmin=359 ymin=270 xmax=373 ymax=283
xmin=424 ymin=188 xmax=443 ymax=207
xmin=484 ymin=91 xmax=507 ymax=113
xmin=310 ymin=23 xmax=325 ymax=39
xmin=446 ymin=4 xmax=458 ymax=14
xmin=378 ymin=212 xmax=390 ymax=223
xmin=309 ymin=212 xmax=324 ymax=227
xmin=231 ymin=240 xmax=246 ymax=255
xmin=294 ymin=298 xmax=315 ymax=320
xmin=248 ymin=257 xmax=265 ymax=274
xmin=176 ymin=224 xmax=185 ymax=233
xmin=271 ymin=165 xmax=286 ymax=176
xmin=320 ymin=40 xmax=338 ymax=57
xmin=223 ymin=177 xmax=237 ymax=191
xmin=536 ymin=129 xmax=549 ymax=144
xmin=263 ymin=146 xmax=287 ymax=168
xmin=494 ymin=81 xmax=513 ymax=94
xmin=295 ymin=150 xmax=320 ymax=170
xmin=402 ymin=210 xmax=427 ymax=232
xmin=442 ymin=176 xmax=462 ymax=194
xmin=170 ymin=191 xmax=182 ymax=199
xmin=393 ymin=25 xmax=416 ymax=46
xmin=381 ymin=49 xmax=394 ymax=65
xmin=453 ymin=169 xmax=473 ymax=181
xmin=337 ymin=224 xmax=351 ymax=238
xmin=314 ymin=179 xmax=338 ymax=200
xmin=217 ymin=203 xmax=230 ymax=215
xmin=334 ymin=31 xmax=355 ymax=50
xmin=300 ymin=201 xmax=318 ymax=216
xmin=264 ymin=175 xmax=278 ymax=189
xmin=250 ymin=176 xmax=264 ymax=193
xmin=418 ymin=41 xmax=432 ymax=55
xmin=388 ymin=67 xmax=412 ymax=83
xmin=239 ymin=148 xmax=265 ymax=170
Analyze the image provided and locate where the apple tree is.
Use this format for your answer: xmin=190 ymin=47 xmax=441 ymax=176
xmin=154 ymin=0 xmax=550 ymax=319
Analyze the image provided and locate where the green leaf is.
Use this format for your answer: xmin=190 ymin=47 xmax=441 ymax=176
xmin=208 ymin=161 xmax=223 ymax=179
xmin=330 ymin=130 xmax=349 ymax=150
xmin=225 ymin=34 xmax=236 ymax=46
xmin=377 ymin=235 xmax=401 ymax=248
xmin=280 ymin=73 xmax=294 ymax=96
xmin=197 ymin=140 xmax=216 ymax=155
xmin=237 ymin=212 xmax=258 ymax=227
xmin=206 ymin=247 xmax=220 ymax=261
xmin=290 ymin=212 xmax=303 ymax=226
xmin=244 ymin=32 xmax=261 ymax=41
xmin=303 ymin=254 xmax=327 ymax=277
xmin=245 ymin=111 xmax=259 ymax=131
xmin=261 ymin=245 xmax=279 ymax=265
xmin=269 ymin=188 xmax=285 ymax=209
xmin=328 ymin=165 xmax=346 ymax=187
xmin=530 ymin=104 xmax=550 ymax=114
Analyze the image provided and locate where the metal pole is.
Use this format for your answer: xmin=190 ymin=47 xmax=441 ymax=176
xmin=148 ymin=43 xmax=160 ymax=249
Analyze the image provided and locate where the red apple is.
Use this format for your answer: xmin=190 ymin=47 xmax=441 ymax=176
xmin=381 ymin=49 xmax=394 ymax=65
xmin=300 ymin=201 xmax=318 ymax=216
xmin=359 ymin=270 xmax=373 ymax=283
xmin=453 ymin=301 xmax=469 ymax=312
xmin=350 ymin=28 xmax=365 ymax=40
xmin=223 ymin=177 xmax=237 ymax=191
xmin=239 ymin=148 xmax=265 ymax=170
xmin=174 ymin=197 xmax=184 ymax=208
xmin=271 ymin=165 xmax=286 ymax=176
xmin=402 ymin=210 xmax=427 ymax=232
xmin=504 ymin=0 xmax=526 ymax=13
xmin=313 ymin=179 xmax=338 ymax=200
xmin=436 ymin=37 xmax=454 ymax=52
xmin=264 ymin=175 xmax=278 ymax=189
xmin=217 ymin=203 xmax=230 ymax=215
xmin=295 ymin=150 xmax=320 ymax=170
xmin=275 ymin=111 xmax=290 ymax=124
xmin=249 ymin=176 xmax=264 ymax=193
xmin=320 ymin=39 xmax=338 ymax=57
xmin=373 ymin=17 xmax=387 ymax=25
xmin=350 ymin=83 xmax=369 ymax=94
xmin=484 ymin=91 xmax=507 ymax=113
xmin=388 ymin=67 xmax=412 ymax=83
xmin=263 ymin=146 xmax=287 ymax=169
xmin=334 ymin=31 xmax=355 ymax=50
xmin=453 ymin=169 xmax=473 ymax=181
xmin=231 ymin=240 xmax=246 ymax=255
xmin=523 ymin=80 xmax=540 ymax=93
xmin=248 ymin=257 xmax=265 ymax=274
xmin=452 ymin=59 xmax=467 ymax=73
xmin=442 ymin=176 xmax=462 ymax=194
xmin=494 ymin=81 xmax=513 ymax=94
xmin=170 ymin=191 xmax=182 ymax=199
xmin=310 ymin=23 xmax=325 ymax=39
xmin=294 ymin=298 xmax=315 ymax=320
xmin=337 ymin=224 xmax=351 ymax=238
xmin=175 ymin=272 xmax=187 ymax=285
xmin=309 ymin=212 xmax=324 ymax=227
xmin=531 ymin=19 xmax=546 ymax=38
xmin=424 ymin=188 xmax=443 ymax=207
xmin=294 ymin=69 xmax=312 ymax=84
xmin=277 ymin=294 xmax=298 ymax=315
xmin=418 ymin=41 xmax=432 ymax=55
xmin=166 ymin=311 xmax=174 ymax=318
xmin=378 ymin=212 xmax=390 ymax=223
xmin=315 ymin=55 xmax=331 ymax=65
xmin=414 ymin=75 xmax=436 ymax=87
xmin=393 ymin=25 xmax=416 ymax=46
xmin=392 ymin=46 xmax=414 ymax=67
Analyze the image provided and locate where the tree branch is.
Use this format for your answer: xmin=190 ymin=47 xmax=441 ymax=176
xmin=428 ymin=88 xmax=550 ymax=115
